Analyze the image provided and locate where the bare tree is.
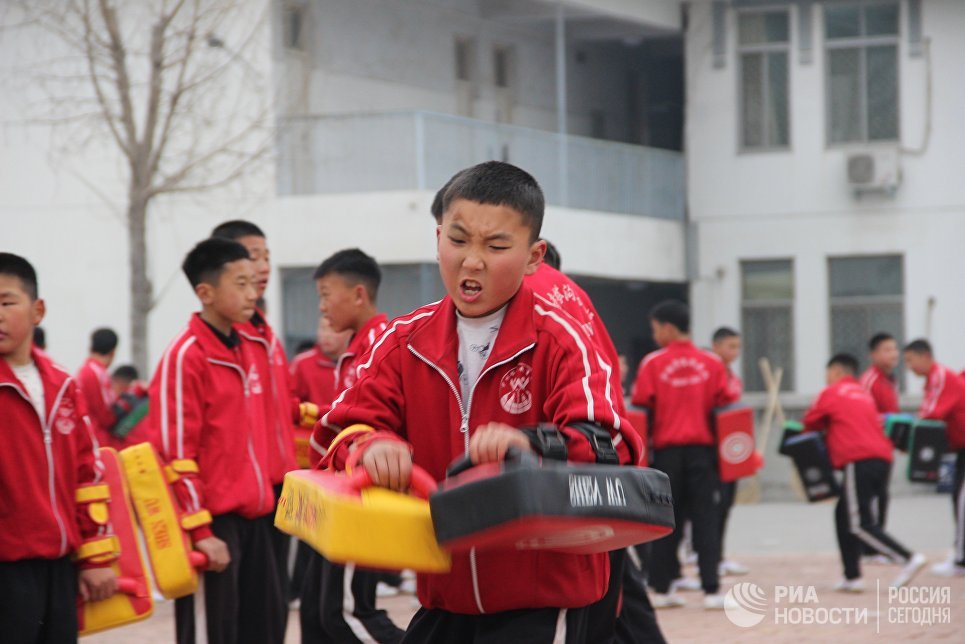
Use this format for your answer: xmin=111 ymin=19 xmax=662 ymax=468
xmin=8 ymin=0 xmax=273 ymax=372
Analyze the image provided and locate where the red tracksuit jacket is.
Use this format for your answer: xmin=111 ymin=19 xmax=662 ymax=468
xmin=630 ymin=340 xmax=737 ymax=449
xmin=919 ymin=363 xmax=965 ymax=450
xmin=1 ymin=348 xmax=114 ymax=563
xmin=145 ymin=314 xmax=274 ymax=541
xmin=313 ymin=285 xmax=641 ymax=615
xmin=290 ymin=346 xmax=338 ymax=408
xmin=238 ymin=310 xmax=298 ymax=485
xmin=307 ymin=313 xmax=388 ymax=464
xmin=76 ymin=357 xmax=119 ymax=450
xmin=802 ymin=376 xmax=893 ymax=469
xmin=526 ymin=263 xmax=623 ymax=408
xmin=859 ymin=366 xmax=900 ymax=415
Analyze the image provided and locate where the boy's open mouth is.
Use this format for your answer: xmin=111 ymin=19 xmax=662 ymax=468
xmin=460 ymin=279 xmax=482 ymax=301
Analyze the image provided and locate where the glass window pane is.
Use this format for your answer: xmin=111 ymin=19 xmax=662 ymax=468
xmin=741 ymin=54 xmax=764 ymax=148
xmin=828 ymin=48 xmax=863 ymax=143
xmin=739 ymin=12 xmax=788 ymax=45
xmin=742 ymin=260 xmax=793 ymax=301
xmin=865 ymin=3 xmax=900 ymax=36
xmin=829 ymin=256 xmax=903 ymax=297
xmin=767 ymin=52 xmax=789 ymax=146
xmin=741 ymin=306 xmax=794 ymax=391
xmin=866 ymin=45 xmax=898 ymax=140
xmin=825 ymin=5 xmax=861 ymax=39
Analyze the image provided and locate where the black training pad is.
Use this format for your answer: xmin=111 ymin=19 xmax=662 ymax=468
xmin=430 ymin=458 xmax=674 ymax=549
xmin=781 ymin=432 xmax=840 ymax=502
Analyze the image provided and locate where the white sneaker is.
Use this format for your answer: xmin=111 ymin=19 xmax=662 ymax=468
xmin=651 ymin=592 xmax=686 ymax=608
xmin=683 ymin=552 xmax=698 ymax=566
xmin=719 ymin=560 xmax=749 ymax=576
xmin=376 ymin=582 xmax=400 ymax=598
xmin=862 ymin=554 xmax=895 ymax=566
xmin=703 ymin=594 xmax=732 ymax=610
xmin=399 ymin=578 xmax=417 ymax=594
xmin=891 ymin=553 xmax=927 ymax=588
xmin=833 ymin=578 xmax=865 ymax=593
xmin=670 ymin=576 xmax=702 ymax=592
xmin=930 ymin=560 xmax=965 ymax=578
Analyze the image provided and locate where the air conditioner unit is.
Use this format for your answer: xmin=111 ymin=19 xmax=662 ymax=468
xmin=846 ymin=148 xmax=901 ymax=196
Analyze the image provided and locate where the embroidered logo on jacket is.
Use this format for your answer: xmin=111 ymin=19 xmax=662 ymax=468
xmin=499 ymin=364 xmax=533 ymax=414
xmin=659 ymin=357 xmax=710 ymax=388
xmin=55 ymin=397 xmax=76 ymax=435
xmin=248 ymin=365 xmax=264 ymax=395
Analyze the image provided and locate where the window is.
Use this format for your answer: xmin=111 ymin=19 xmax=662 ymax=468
xmin=738 ymin=10 xmax=790 ymax=149
xmin=493 ymin=46 xmax=513 ymax=88
xmin=282 ymin=3 xmax=305 ymax=51
xmin=829 ymin=255 xmax=903 ymax=377
xmin=455 ymin=38 xmax=475 ymax=82
xmin=741 ymin=260 xmax=794 ymax=391
xmin=825 ymin=2 xmax=899 ymax=143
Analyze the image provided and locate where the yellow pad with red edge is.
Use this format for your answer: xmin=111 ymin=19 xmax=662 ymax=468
xmin=293 ymin=427 xmax=312 ymax=469
xmin=78 ymin=447 xmax=154 ymax=635
xmin=119 ymin=442 xmax=201 ymax=599
xmin=275 ymin=468 xmax=451 ymax=573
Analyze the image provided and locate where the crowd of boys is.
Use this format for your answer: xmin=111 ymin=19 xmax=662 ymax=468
xmin=3 ymin=159 xmax=965 ymax=644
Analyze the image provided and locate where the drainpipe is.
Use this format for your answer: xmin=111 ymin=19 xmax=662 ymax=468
xmin=555 ymin=2 xmax=568 ymax=207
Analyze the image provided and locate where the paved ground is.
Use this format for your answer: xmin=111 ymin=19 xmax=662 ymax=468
xmin=85 ymin=494 xmax=964 ymax=643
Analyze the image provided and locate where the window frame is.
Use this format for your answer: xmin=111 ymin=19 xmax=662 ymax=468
xmin=827 ymin=254 xmax=905 ymax=387
xmin=740 ymin=258 xmax=796 ymax=392
xmin=736 ymin=7 xmax=793 ymax=153
xmin=823 ymin=0 xmax=902 ymax=146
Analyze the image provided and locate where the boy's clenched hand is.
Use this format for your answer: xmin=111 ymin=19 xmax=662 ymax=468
xmin=469 ymin=423 xmax=532 ymax=465
xmin=78 ymin=567 xmax=118 ymax=602
xmin=361 ymin=440 xmax=413 ymax=492
xmin=195 ymin=536 xmax=231 ymax=572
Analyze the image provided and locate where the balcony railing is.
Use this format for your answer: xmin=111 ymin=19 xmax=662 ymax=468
xmin=277 ymin=111 xmax=685 ymax=220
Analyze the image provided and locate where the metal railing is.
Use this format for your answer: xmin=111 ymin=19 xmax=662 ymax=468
xmin=277 ymin=111 xmax=685 ymax=220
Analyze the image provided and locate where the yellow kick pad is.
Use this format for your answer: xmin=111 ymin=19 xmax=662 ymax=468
xmin=78 ymin=447 xmax=154 ymax=635
xmin=275 ymin=468 xmax=451 ymax=573
xmin=119 ymin=442 xmax=204 ymax=599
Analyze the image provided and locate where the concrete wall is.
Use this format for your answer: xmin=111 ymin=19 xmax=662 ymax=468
xmin=686 ymin=0 xmax=965 ymax=397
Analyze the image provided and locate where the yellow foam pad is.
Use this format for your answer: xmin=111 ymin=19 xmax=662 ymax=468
xmin=275 ymin=469 xmax=450 ymax=573
xmin=119 ymin=442 xmax=201 ymax=599
xmin=79 ymin=447 xmax=154 ymax=635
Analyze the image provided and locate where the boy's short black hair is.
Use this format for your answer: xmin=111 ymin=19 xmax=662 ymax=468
xmin=650 ymin=300 xmax=690 ymax=334
xmin=431 ymin=170 xmax=467 ymax=224
xmin=712 ymin=326 xmax=740 ymax=343
xmin=112 ymin=364 xmax=139 ymax=382
xmin=182 ymin=238 xmax=252 ymax=288
xmin=542 ymin=239 xmax=561 ymax=271
xmin=90 ymin=328 xmax=118 ymax=355
xmin=33 ymin=326 xmax=46 ymax=350
xmin=211 ymin=220 xmax=265 ymax=241
xmin=295 ymin=339 xmax=316 ymax=354
xmin=0 ymin=252 xmax=38 ymax=300
xmin=868 ymin=332 xmax=895 ymax=352
xmin=903 ymin=338 xmax=933 ymax=356
xmin=313 ymin=248 xmax=381 ymax=302
xmin=441 ymin=161 xmax=544 ymax=241
xmin=828 ymin=353 xmax=859 ymax=374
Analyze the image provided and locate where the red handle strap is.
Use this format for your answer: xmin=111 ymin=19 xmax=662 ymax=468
xmin=188 ymin=551 xmax=209 ymax=570
xmin=348 ymin=464 xmax=437 ymax=500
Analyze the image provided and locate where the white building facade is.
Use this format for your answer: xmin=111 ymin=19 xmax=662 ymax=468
xmin=686 ymin=0 xmax=965 ymax=401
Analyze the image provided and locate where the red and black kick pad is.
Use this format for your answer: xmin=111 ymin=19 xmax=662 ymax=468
xmin=429 ymin=454 xmax=674 ymax=554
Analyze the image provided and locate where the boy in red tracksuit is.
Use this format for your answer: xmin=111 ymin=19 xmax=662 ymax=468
xmin=430 ymin=184 xmax=663 ymax=643
xmin=315 ymin=162 xmax=641 ymax=643
xmin=630 ymin=301 xmax=736 ymax=609
xmin=211 ymin=220 xmax=316 ymax=621
xmin=300 ymin=248 xmax=402 ymax=644
xmin=860 ymin=332 xmax=901 ymax=415
xmin=903 ymin=339 xmax=965 ymax=577
xmin=802 ymin=353 xmax=925 ymax=591
xmin=0 ymin=253 xmax=118 ymax=643
xmin=75 ymin=327 xmax=120 ymax=449
xmin=145 ymin=238 xmax=285 ymax=644
xmin=291 ymin=316 xmax=351 ymax=410
xmin=711 ymin=326 xmax=748 ymax=578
